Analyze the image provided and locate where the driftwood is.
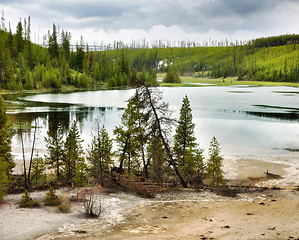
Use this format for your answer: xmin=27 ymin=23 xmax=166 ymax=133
xmin=265 ymin=170 xmax=282 ymax=179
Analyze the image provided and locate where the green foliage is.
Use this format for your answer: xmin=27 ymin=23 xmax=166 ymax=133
xmin=88 ymin=123 xmax=113 ymax=184
xmin=114 ymin=96 xmax=142 ymax=173
xmin=0 ymin=96 xmax=14 ymax=201
xmin=147 ymin=134 xmax=166 ymax=183
xmin=57 ymin=196 xmax=71 ymax=213
xmin=44 ymin=186 xmax=61 ymax=206
xmin=173 ymin=95 xmax=205 ymax=183
xmin=106 ymin=37 xmax=299 ymax=83
xmin=206 ymin=137 xmax=225 ymax=187
xmin=63 ymin=121 xmax=88 ymax=186
xmin=19 ymin=190 xmax=39 ymax=208
xmin=45 ymin=123 xmax=64 ymax=180
xmin=31 ymin=154 xmax=46 ymax=185
xmin=42 ymin=68 xmax=61 ymax=89
xmin=0 ymin=159 xmax=9 ymax=202
xmin=48 ymin=24 xmax=59 ymax=59
xmin=163 ymin=65 xmax=181 ymax=83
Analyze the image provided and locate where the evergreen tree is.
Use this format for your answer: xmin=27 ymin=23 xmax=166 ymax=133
xmin=76 ymin=36 xmax=85 ymax=72
xmin=31 ymin=153 xmax=46 ymax=185
xmin=163 ymin=65 xmax=180 ymax=83
xmin=134 ymin=85 xmax=187 ymax=187
xmin=88 ymin=123 xmax=113 ymax=185
xmin=44 ymin=123 xmax=64 ymax=180
xmin=114 ymin=96 xmax=142 ymax=174
xmin=63 ymin=121 xmax=87 ymax=185
xmin=60 ymin=30 xmax=71 ymax=62
xmin=0 ymin=96 xmax=15 ymax=201
xmin=173 ymin=95 xmax=198 ymax=179
xmin=15 ymin=19 xmax=24 ymax=54
xmin=48 ymin=23 xmax=59 ymax=59
xmin=147 ymin=133 xmax=166 ymax=183
xmin=206 ymin=136 xmax=225 ymax=187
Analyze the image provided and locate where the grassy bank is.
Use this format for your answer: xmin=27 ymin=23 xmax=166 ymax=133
xmin=158 ymin=74 xmax=299 ymax=87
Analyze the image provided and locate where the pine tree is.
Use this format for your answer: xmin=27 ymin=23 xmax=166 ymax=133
xmin=163 ymin=65 xmax=180 ymax=83
xmin=15 ymin=19 xmax=24 ymax=54
xmin=48 ymin=23 xmax=59 ymax=59
xmin=114 ymin=97 xmax=141 ymax=174
xmin=147 ymin=134 xmax=166 ymax=183
xmin=88 ymin=123 xmax=113 ymax=185
xmin=206 ymin=136 xmax=225 ymax=187
xmin=31 ymin=153 xmax=46 ymax=185
xmin=173 ymin=95 xmax=198 ymax=178
xmin=63 ymin=121 xmax=87 ymax=185
xmin=0 ymin=96 xmax=14 ymax=201
xmin=44 ymin=123 xmax=64 ymax=180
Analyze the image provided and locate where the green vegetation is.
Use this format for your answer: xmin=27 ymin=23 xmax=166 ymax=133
xmin=63 ymin=121 xmax=88 ymax=186
xmin=206 ymin=137 xmax=225 ymax=187
xmin=163 ymin=65 xmax=181 ymax=83
xmin=0 ymin=18 xmax=157 ymax=92
xmin=1 ymin=16 xmax=298 ymax=94
xmin=173 ymin=95 xmax=204 ymax=183
xmin=1 ymin=17 xmax=298 ymax=198
xmin=44 ymin=186 xmax=61 ymax=206
xmin=19 ymin=190 xmax=39 ymax=208
xmin=106 ymin=35 xmax=299 ymax=83
xmin=88 ymin=123 xmax=113 ymax=185
xmin=0 ymin=96 xmax=14 ymax=201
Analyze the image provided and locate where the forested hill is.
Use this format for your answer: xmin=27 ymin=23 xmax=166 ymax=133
xmin=0 ymin=23 xmax=156 ymax=91
xmin=1 ymin=21 xmax=299 ymax=92
xmin=105 ymin=35 xmax=299 ymax=82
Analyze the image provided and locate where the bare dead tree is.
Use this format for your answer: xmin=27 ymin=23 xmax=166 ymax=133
xmin=83 ymin=188 xmax=102 ymax=217
xmin=19 ymin=117 xmax=38 ymax=190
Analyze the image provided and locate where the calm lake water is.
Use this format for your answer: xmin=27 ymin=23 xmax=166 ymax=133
xmin=7 ymin=85 xmax=299 ymax=160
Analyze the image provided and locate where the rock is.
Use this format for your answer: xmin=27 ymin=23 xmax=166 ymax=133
xmin=74 ymin=228 xmax=88 ymax=234
xmin=222 ymin=225 xmax=230 ymax=229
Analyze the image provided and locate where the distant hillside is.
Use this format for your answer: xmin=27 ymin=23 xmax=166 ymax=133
xmin=103 ymin=35 xmax=299 ymax=82
xmin=1 ymin=22 xmax=298 ymax=92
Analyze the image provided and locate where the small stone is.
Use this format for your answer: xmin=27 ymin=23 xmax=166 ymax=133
xmin=259 ymin=202 xmax=265 ymax=205
xmin=222 ymin=225 xmax=230 ymax=229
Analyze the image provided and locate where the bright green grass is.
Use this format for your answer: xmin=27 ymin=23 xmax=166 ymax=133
xmin=173 ymin=76 xmax=299 ymax=88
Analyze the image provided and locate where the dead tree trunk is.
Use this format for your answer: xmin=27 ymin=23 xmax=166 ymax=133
xmin=144 ymin=86 xmax=187 ymax=188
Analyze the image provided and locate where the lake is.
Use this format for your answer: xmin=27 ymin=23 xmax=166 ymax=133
xmin=6 ymin=85 xmax=299 ymax=161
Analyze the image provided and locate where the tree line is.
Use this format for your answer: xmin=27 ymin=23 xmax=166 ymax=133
xmin=105 ymin=35 xmax=299 ymax=83
xmin=0 ymin=17 xmax=157 ymax=91
xmin=1 ymin=15 xmax=298 ymax=91
xmin=0 ymin=81 xmax=226 ymax=200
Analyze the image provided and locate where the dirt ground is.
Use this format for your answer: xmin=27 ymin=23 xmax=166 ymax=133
xmin=1 ymin=156 xmax=299 ymax=240
xmin=47 ymin=189 xmax=299 ymax=240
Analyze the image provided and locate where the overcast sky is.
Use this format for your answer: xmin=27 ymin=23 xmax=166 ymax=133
xmin=1 ymin=0 xmax=298 ymax=46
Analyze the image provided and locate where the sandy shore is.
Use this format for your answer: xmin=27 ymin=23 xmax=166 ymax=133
xmin=1 ymin=155 xmax=299 ymax=240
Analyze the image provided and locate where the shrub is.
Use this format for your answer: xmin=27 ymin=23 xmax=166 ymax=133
xmin=44 ymin=186 xmax=61 ymax=206
xmin=57 ymin=195 xmax=72 ymax=213
xmin=82 ymin=188 xmax=102 ymax=217
xmin=19 ymin=190 xmax=39 ymax=208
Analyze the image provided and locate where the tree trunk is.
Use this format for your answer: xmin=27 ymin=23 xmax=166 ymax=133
xmin=145 ymin=86 xmax=187 ymax=188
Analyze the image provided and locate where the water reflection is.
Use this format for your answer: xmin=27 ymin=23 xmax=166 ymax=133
xmin=6 ymin=86 xmax=299 ymax=157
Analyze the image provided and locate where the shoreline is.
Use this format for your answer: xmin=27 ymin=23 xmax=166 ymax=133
xmin=1 ymin=154 xmax=299 ymax=240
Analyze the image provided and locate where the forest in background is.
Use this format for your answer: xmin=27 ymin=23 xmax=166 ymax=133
xmin=0 ymin=17 xmax=298 ymax=92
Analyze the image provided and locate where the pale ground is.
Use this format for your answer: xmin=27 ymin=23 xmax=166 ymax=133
xmin=1 ymin=156 xmax=299 ymax=240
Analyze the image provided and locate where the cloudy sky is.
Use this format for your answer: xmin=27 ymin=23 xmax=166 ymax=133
xmin=1 ymin=0 xmax=298 ymax=46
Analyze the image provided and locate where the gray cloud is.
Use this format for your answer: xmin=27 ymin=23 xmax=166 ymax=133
xmin=1 ymin=0 xmax=298 ymax=44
